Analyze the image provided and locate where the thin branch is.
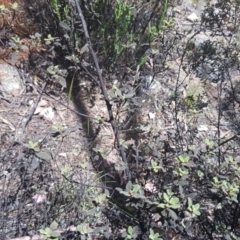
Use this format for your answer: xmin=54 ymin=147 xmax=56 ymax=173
xmin=22 ymin=79 xmax=48 ymax=132
xmin=74 ymin=0 xmax=131 ymax=180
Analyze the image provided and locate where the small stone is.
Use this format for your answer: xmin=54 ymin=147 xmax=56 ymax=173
xmin=148 ymin=112 xmax=156 ymax=119
xmin=187 ymin=13 xmax=199 ymax=22
xmin=198 ymin=125 xmax=209 ymax=131
xmin=0 ymin=63 xmax=23 ymax=96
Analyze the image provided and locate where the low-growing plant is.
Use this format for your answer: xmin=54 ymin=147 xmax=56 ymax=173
xmin=92 ymin=146 xmax=108 ymax=160
xmin=116 ymin=181 xmax=145 ymax=199
xmin=9 ymin=36 xmax=28 ymax=52
xmin=157 ymin=189 xmax=181 ymax=210
xmin=205 ymin=138 xmax=215 ymax=150
xmin=149 ymin=159 xmax=161 ymax=173
xmin=121 ymin=226 xmax=139 ymax=240
xmin=76 ymin=223 xmax=93 ymax=236
xmin=10 ymin=2 xmax=18 ymax=10
xmin=24 ymin=140 xmax=51 ymax=161
xmin=186 ymin=197 xmax=201 ymax=217
xmin=177 ymin=154 xmax=190 ymax=164
xmin=149 ymin=228 xmax=163 ymax=240
xmin=47 ymin=65 xmax=67 ymax=88
xmin=212 ymin=177 xmax=240 ymax=202
xmin=39 ymin=221 xmax=60 ymax=240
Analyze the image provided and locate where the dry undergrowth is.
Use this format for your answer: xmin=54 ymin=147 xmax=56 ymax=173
xmin=0 ymin=0 xmax=36 ymax=36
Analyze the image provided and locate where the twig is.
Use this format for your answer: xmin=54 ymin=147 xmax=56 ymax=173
xmin=74 ymin=0 xmax=131 ymax=180
xmin=218 ymin=134 xmax=238 ymax=147
xmin=22 ymin=80 xmax=48 ymax=132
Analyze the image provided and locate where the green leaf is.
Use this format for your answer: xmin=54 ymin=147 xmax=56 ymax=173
xmin=57 ymin=75 xmax=67 ymax=88
xmin=126 ymin=181 xmax=132 ymax=192
xmin=193 ymin=203 xmax=200 ymax=210
xmin=170 ymin=204 xmax=181 ymax=209
xmin=187 ymin=197 xmax=193 ymax=207
xmin=205 ymin=138 xmax=215 ymax=148
xmin=128 ymin=226 xmax=133 ymax=235
xmin=36 ymin=151 xmax=52 ymax=161
xmin=149 ymin=228 xmax=154 ymax=236
xmin=197 ymin=170 xmax=204 ymax=178
xmin=77 ymin=224 xmax=89 ymax=234
xmin=59 ymin=21 xmax=71 ymax=31
xmin=50 ymin=221 xmax=58 ymax=230
xmin=166 ymin=189 xmax=173 ymax=196
xmin=194 ymin=210 xmax=201 ymax=216
xmin=168 ymin=209 xmax=178 ymax=220
xmin=170 ymin=197 xmax=180 ymax=204
xmin=29 ymin=140 xmax=38 ymax=148
xmin=45 ymin=227 xmax=52 ymax=234
xmin=151 ymin=160 xmax=161 ymax=173
xmin=80 ymin=162 xmax=88 ymax=169
xmin=154 ymin=233 xmax=160 ymax=238
xmin=50 ymin=231 xmax=61 ymax=237
xmin=11 ymin=2 xmax=18 ymax=10
xmin=132 ymin=184 xmax=141 ymax=193
xmin=163 ymin=192 xmax=169 ymax=202
xmin=178 ymin=154 xmax=190 ymax=163
xmin=39 ymin=229 xmax=48 ymax=235
xmin=47 ymin=65 xmax=59 ymax=75
xmin=158 ymin=203 xmax=165 ymax=208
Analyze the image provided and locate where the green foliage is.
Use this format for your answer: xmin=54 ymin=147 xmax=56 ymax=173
xmin=177 ymin=167 xmax=189 ymax=177
xmin=0 ymin=4 xmax=5 ymax=11
xmin=76 ymin=223 xmax=93 ymax=235
xmin=138 ymin=55 xmax=148 ymax=68
xmin=10 ymin=2 xmax=18 ymax=10
xmin=150 ymin=159 xmax=161 ymax=173
xmin=116 ymin=181 xmax=145 ymax=199
xmin=183 ymin=79 xmax=205 ymax=109
xmin=39 ymin=221 xmax=60 ymax=240
xmin=147 ymin=0 xmax=169 ymax=41
xmin=147 ymin=23 xmax=159 ymax=42
xmin=47 ymin=65 xmax=67 ymax=88
xmin=92 ymin=146 xmax=108 ymax=160
xmin=3 ymin=0 xmax=240 ymax=239
xmin=30 ymin=32 xmax=42 ymax=43
xmin=157 ymin=0 xmax=169 ymax=30
xmin=197 ymin=170 xmax=204 ymax=179
xmin=157 ymin=189 xmax=181 ymax=209
xmin=50 ymin=0 xmax=69 ymax=22
xmin=9 ymin=36 xmax=28 ymax=52
xmin=211 ymin=176 xmax=240 ymax=202
xmin=94 ymin=0 xmax=134 ymax=63
xmin=121 ymin=226 xmax=139 ymax=239
xmin=205 ymin=138 xmax=215 ymax=150
xmin=44 ymin=34 xmax=57 ymax=45
xmin=27 ymin=140 xmax=40 ymax=152
xmin=149 ymin=229 xmax=163 ymax=240
xmin=24 ymin=140 xmax=51 ymax=161
xmin=186 ymin=198 xmax=201 ymax=216
xmin=177 ymin=154 xmax=190 ymax=164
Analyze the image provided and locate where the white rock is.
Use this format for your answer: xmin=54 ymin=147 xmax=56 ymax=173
xmin=187 ymin=13 xmax=199 ymax=22
xmin=198 ymin=125 xmax=209 ymax=131
xmin=141 ymin=75 xmax=161 ymax=94
xmin=148 ymin=112 xmax=156 ymax=119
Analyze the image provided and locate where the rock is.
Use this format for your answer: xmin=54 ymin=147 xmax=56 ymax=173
xmin=141 ymin=75 xmax=161 ymax=94
xmin=187 ymin=13 xmax=199 ymax=22
xmin=0 ymin=63 xmax=23 ymax=96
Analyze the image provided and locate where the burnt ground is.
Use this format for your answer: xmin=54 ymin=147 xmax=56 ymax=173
xmin=1 ymin=0 xmax=240 ymax=239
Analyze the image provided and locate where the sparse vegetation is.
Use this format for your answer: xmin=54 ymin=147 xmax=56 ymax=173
xmin=1 ymin=0 xmax=240 ymax=239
